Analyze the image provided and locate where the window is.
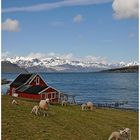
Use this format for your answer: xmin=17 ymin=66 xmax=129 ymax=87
xmin=48 ymin=94 xmax=51 ymax=98
xmin=36 ymin=77 xmax=40 ymax=85
xmin=52 ymin=93 xmax=55 ymax=98
xmin=47 ymin=92 xmax=56 ymax=99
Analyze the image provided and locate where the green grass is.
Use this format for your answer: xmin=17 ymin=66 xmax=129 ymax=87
xmin=2 ymin=95 xmax=138 ymax=140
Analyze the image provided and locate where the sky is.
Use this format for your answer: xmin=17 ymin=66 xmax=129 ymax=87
xmin=1 ymin=0 xmax=139 ymax=63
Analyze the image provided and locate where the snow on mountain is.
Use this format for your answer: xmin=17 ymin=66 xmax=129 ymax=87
xmin=2 ymin=56 xmax=139 ymax=72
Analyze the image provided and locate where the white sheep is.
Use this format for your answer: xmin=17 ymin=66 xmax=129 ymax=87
xmin=61 ymin=100 xmax=67 ymax=106
xmin=123 ymin=128 xmax=131 ymax=140
xmin=81 ymin=103 xmax=87 ymax=111
xmin=86 ymin=101 xmax=95 ymax=111
xmin=108 ymin=130 xmax=127 ymax=140
xmin=45 ymin=98 xmax=50 ymax=104
xmin=11 ymin=99 xmax=18 ymax=105
xmin=31 ymin=105 xmax=39 ymax=115
xmin=39 ymin=99 xmax=49 ymax=116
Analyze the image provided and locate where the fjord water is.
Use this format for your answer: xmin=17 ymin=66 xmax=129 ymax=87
xmin=2 ymin=73 xmax=138 ymax=110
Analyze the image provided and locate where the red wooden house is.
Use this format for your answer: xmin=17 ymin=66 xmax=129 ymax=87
xmin=9 ymin=73 xmax=60 ymax=103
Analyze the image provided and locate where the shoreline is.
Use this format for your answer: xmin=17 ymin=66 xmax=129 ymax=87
xmin=2 ymin=94 xmax=138 ymax=112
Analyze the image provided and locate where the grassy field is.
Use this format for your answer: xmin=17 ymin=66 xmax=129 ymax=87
xmin=2 ymin=95 xmax=138 ymax=140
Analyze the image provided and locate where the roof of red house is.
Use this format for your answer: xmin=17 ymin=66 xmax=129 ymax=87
xmin=16 ymin=85 xmax=48 ymax=94
xmin=10 ymin=73 xmax=36 ymax=87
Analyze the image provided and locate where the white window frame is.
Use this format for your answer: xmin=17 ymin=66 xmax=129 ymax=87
xmin=36 ymin=77 xmax=40 ymax=85
xmin=41 ymin=92 xmax=57 ymax=100
xmin=46 ymin=92 xmax=56 ymax=99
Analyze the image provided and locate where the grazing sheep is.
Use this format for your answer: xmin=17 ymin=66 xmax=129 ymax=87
xmin=86 ymin=101 xmax=95 ymax=111
xmin=108 ymin=130 xmax=127 ymax=140
xmin=11 ymin=99 xmax=18 ymax=105
xmin=123 ymin=128 xmax=131 ymax=140
xmin=31 ymin=105 xmax=39 ymax=115
xmin=81 ymin=103 xmax=87 ymax=111
xmin=39 ymin=99 xmax=49 ymax=116
xmin=45 ymin=98 xmax=50 ymax=104
xmin=61 ymin=100 xmax=67 ymax=106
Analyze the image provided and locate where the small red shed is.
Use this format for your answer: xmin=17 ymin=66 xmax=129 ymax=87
xmin=9 ymin=73 xmax=60 ymax=103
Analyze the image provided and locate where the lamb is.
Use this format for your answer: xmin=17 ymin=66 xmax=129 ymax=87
xmin=86 ymin=101 xmax=95 ymax=111
xmin=45 ymin=98 xmax=50 ymax=104
xmin=61 ymin=100 xmax=67 ymax=106
xmin=11 ymin=99 xmax=18 ymax=105
xmin=39 ymin=98 xmax=49 ymax=116
xmin=81 ymin=103 xmax=87 ymax=111
xmin=123 ymin=128 xmax=131 ymax=140
xmin=108 ymin=130 xmax=127 ymax=140
xmin=31 ymin=105 xmax=39 ymax=115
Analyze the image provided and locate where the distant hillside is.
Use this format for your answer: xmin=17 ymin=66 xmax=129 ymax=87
xmin=100 ymin=65 xmax=139 ymax=73
xmin=2 ymin=61 xmax=28 ymax=73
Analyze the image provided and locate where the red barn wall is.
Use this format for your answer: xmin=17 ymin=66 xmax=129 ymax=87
xmin=41 ymin=87 xmax=59 ymax=102
xmin=16 ymin=92 xmax=41 ymax=100
xmin=9 ymin=81 xmax=59 ymax=103
xmin=50 ymin=98 xmax=59 ymax=102
xmin=9 ymin=87 xmax=13 ymax=96
xmin=15 ymin=91 xmax=59 ymax=102
xmin=46 ymin=88 xmax=57 ymax=92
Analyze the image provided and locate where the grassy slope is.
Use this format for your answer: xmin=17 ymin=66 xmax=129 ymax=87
xmin=2 ymin=96 xmax=138 ymax=140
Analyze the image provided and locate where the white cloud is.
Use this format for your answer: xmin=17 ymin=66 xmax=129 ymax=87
xmin=2 ymin=0 xmax=113 ymax=13
xmin=26 ymin=52 xmax=107 ymax=64
xmin=61 ymin=53 xmax=74 ymax=60
xmin=26 ymin=52 xmax=74 ymax=60
xmin=84 ymin=55 xmax=107 ymax=64
xmin=1 ymin=51 xmax=16 ymax=60
xmin=2 ymin=18 xmax=20 ymax=32
xmin=27 ymin=53 xmax=47 ymax=59
xmin=73 ymin=14 xmax=83 ymax=23
xmin=2 ymin=51 xmax=108 ymax=64
xmin=112 ymin=0 xmax=139 ymax=19
xmin=2 ymin=51 xmax=9 ymax=60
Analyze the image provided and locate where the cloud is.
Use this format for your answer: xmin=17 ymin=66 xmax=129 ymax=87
xmin=112 ymin=0 xmax=139 ymax=19
xmin=2 ymin=0 xmax=113 ymax=13
xmin=27 ymin=53 xmax=47 ymax=59
xmin=2 ymin=51 xmax=9 ymax=60
xmin=1 ymin=51 xmax=16 ymax=60
xmin=73 ymin=14 xmax=83 ymax=23
xmin=2 ymin=18 xmax=20 ymax=32
xmin=2 ymin=51 xmax=108 ymax=64
xmin=26 ymin=52 xmax=74 ymax=60
xmin=84 ymin=55 xmax=107 ymax=64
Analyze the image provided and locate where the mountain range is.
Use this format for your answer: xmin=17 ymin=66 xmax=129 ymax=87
xmin=2 ymin=61 xmax=28 ymax=73
xmin=2 ymin=56 xmax=139 ymax=73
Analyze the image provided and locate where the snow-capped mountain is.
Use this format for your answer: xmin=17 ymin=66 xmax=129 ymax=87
xmin=3 ymin=56 xmax=139 ymax=72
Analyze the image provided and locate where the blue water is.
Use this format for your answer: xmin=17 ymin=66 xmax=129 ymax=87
xmin=2 ymin=73 xmax=138 ymax=110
